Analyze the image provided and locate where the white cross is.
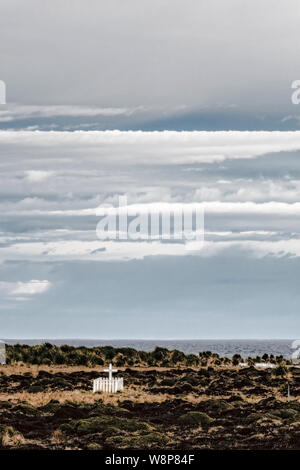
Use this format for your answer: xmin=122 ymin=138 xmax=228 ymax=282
xmin=104 ymin=363 xmax=118 ymax=381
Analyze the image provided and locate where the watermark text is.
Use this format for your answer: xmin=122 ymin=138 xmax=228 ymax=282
xmin=96 ymin=196 xmax=204 ymax=247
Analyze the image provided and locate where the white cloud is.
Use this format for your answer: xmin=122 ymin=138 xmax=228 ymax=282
xmin=0 ymin=131 xmax=300 ymax=264
xmin=1 ymin=130 xmax=300 ymax=166
xmin=0 ymin=105 xmax=137 ymax=123
xmin=10 ymin=201 xmax=300 ymax=217
xmin=0 ymin=279 xmax=51 ymax=300
xmin=25 ymin=170 xmax=55 ymax=182
xmin=0 ymin=235 xmax=299 ymax=263
xmin=198 ymin=239 xmax=300 ymax=259
xmin=11 ymin=280 xmax=51 ymax=295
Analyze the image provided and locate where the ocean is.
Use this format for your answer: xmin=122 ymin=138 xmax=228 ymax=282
xmin=2 ymin=339 xmax=295 ymax=359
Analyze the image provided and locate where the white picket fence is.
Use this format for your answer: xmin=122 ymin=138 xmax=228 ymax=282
xmin=93 ymin=377 xmax=124 ymax=393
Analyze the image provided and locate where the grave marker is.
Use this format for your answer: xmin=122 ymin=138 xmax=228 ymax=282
xmin=93 ymin=363 xmax=124 ymax=393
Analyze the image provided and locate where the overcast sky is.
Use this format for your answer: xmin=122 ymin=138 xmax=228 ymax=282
xmin=0 ymin=130 xmax=300 ymax=338
xmin=1 ymin=0 xmax=300 ymax=130
xmin=0 ymin=1 xmax=300 ymax=339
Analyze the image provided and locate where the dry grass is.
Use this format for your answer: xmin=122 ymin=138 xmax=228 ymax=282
xmin=1 ymin=429 xmax=26 ymax=447
xmin=2 ymin=362 xmax=290 ymax=376
xmin=50 ymin=429 xmax=67 ymax=445
xmin=2 ymin=387 xmax=296 ymax=408
xmin=0 ymin=363 xmax=192 ymax=376
xmin=0 ymin=363 xmax=299 ymax=408
xmin=0 ymin=390 xmax=98 ymax=406
xmin=0 ymin=386 xmax=173 ymax=407
xmin=0 ymin=363 xmax=104 ymax=377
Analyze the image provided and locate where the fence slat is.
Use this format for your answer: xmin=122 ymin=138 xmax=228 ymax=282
xmin=93 ymin=377 xmax=123 ymax=393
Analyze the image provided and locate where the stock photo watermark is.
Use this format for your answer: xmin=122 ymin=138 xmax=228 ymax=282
xmin=0 ymin=341 xmax=6 ymax=365
xmin=291 ymin=339 xmax=300 ymax=364
xmin=291 ymin=80 xmax=300 ymax=105
xmin=0 ymin=80 xmax=6 ymax=104
xmin=95 ymin=196 xmax=204 ymax=248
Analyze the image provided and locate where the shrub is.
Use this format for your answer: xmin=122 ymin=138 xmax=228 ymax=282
xmin=186 ymin=354 xmax=199 ymax=366
xmin=105 ymin=432 xmax=169 ymax=449
xmin=151 ymin=347 xmax=168 ymax=363
xmin=62 ymin=416 xmax=154 ymax=435
xmin=206 ymin=399 xmax=233 ymax=413
xmin=87 ymin=443 xmax=103 ymax=450
xmin=273 ymin=409 xmax=299 ymax=420
xmin=198 ymin=368 xmax=209 ymax=377
xmin=160 ymin=378 xmax=176 ymax=386
xmin=272 ymin=365 xmax=288 ymax=377
xmin=178 ymin=382 xmax=194 ymax=393
xmin=0 ymin=425 xmax=16 ymax=446
xmin=245 ymin=413 xmax=261 ymax=424
xmin=27 ymin=385 xmax=44 ymax=393
xmin=171 ymin=350 xmax=185 ymax=364
xmin=177 ymin=411 xmax=213 ymax=426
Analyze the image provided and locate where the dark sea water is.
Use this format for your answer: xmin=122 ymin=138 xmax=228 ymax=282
xmin=2 ymin=339 xmax=295 ymax=359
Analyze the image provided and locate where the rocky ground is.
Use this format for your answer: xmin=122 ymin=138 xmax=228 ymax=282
xmin=0 ymin=364 xmax=299 ymax=450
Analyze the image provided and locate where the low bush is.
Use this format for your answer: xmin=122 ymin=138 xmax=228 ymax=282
xmin=177 ymin=411 xmax=213 ymax=426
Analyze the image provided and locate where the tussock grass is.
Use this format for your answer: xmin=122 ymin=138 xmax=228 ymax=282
xmin=0 ymin=364 xmax=299 ymax=409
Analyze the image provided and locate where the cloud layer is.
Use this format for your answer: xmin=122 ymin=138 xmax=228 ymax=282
xmin=0 ymin=130 xmax=300 ymax=261
xmin=0 ymin=129 xmax=299 ymax=337
xmin=1 ymin=0 xmax=299 ymax=117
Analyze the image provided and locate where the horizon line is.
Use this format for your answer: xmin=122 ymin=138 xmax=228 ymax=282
xmin=2 ymin=337 xmax=295 ymax=341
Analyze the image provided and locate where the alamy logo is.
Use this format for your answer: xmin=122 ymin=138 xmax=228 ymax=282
xmin=0 ymin=80 xmax=6 ymax=104
xmin=291 ymin=339 xmax=300 ymax=363
xmin=0 ymin=341 xmax=6 ymax=365
xmin=95 ymin=196 xmax=204 ymax=246
xmin=291 ymin=80 xmax=300 ymax=105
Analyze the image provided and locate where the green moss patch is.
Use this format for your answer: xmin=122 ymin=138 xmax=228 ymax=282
xmin=177 ymin=411 xmax=213 ymax=426
xmin=61 ymin=416 xmax=154 ymax=435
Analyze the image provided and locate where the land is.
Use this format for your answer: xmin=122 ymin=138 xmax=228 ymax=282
xmin=0 ymin=356 xmax=300 ymax=450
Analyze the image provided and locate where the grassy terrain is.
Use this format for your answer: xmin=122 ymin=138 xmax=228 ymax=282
xmin=0 ymin=348 xmax=299 ymax=450
xmin=5 ymin=343 xmax=291 ymax=367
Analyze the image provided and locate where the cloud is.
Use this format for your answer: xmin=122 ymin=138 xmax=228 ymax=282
xmin=0 ymin=234 xmax=299 ymax=263
xmin=25 ymin=170 xmax=55 ymax=182
xmin=11 ymin=279 xmax=51 ymax=295
xmin=0 ymin=130 xmax=299 ymax=264
xmin=0 ymin=279 xmax=51 ymax=300
xmin=3 ymin=200 xmax=300 ymax=218
xmin=1 ymin=130 xmax=300 ymax=166
xmin=0 ymin=0 xmax=299 ymax=118
xmin=1 ymin=2 xmax=300 ymax=337
xmin=95 ymin=201 xmax=300 ymax=217
xmin=0 ymin=105 xmax=137 ymax=123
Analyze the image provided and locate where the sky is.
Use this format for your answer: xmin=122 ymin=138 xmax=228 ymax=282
xmin=0 ymin=1 xmax=300 ymax=339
